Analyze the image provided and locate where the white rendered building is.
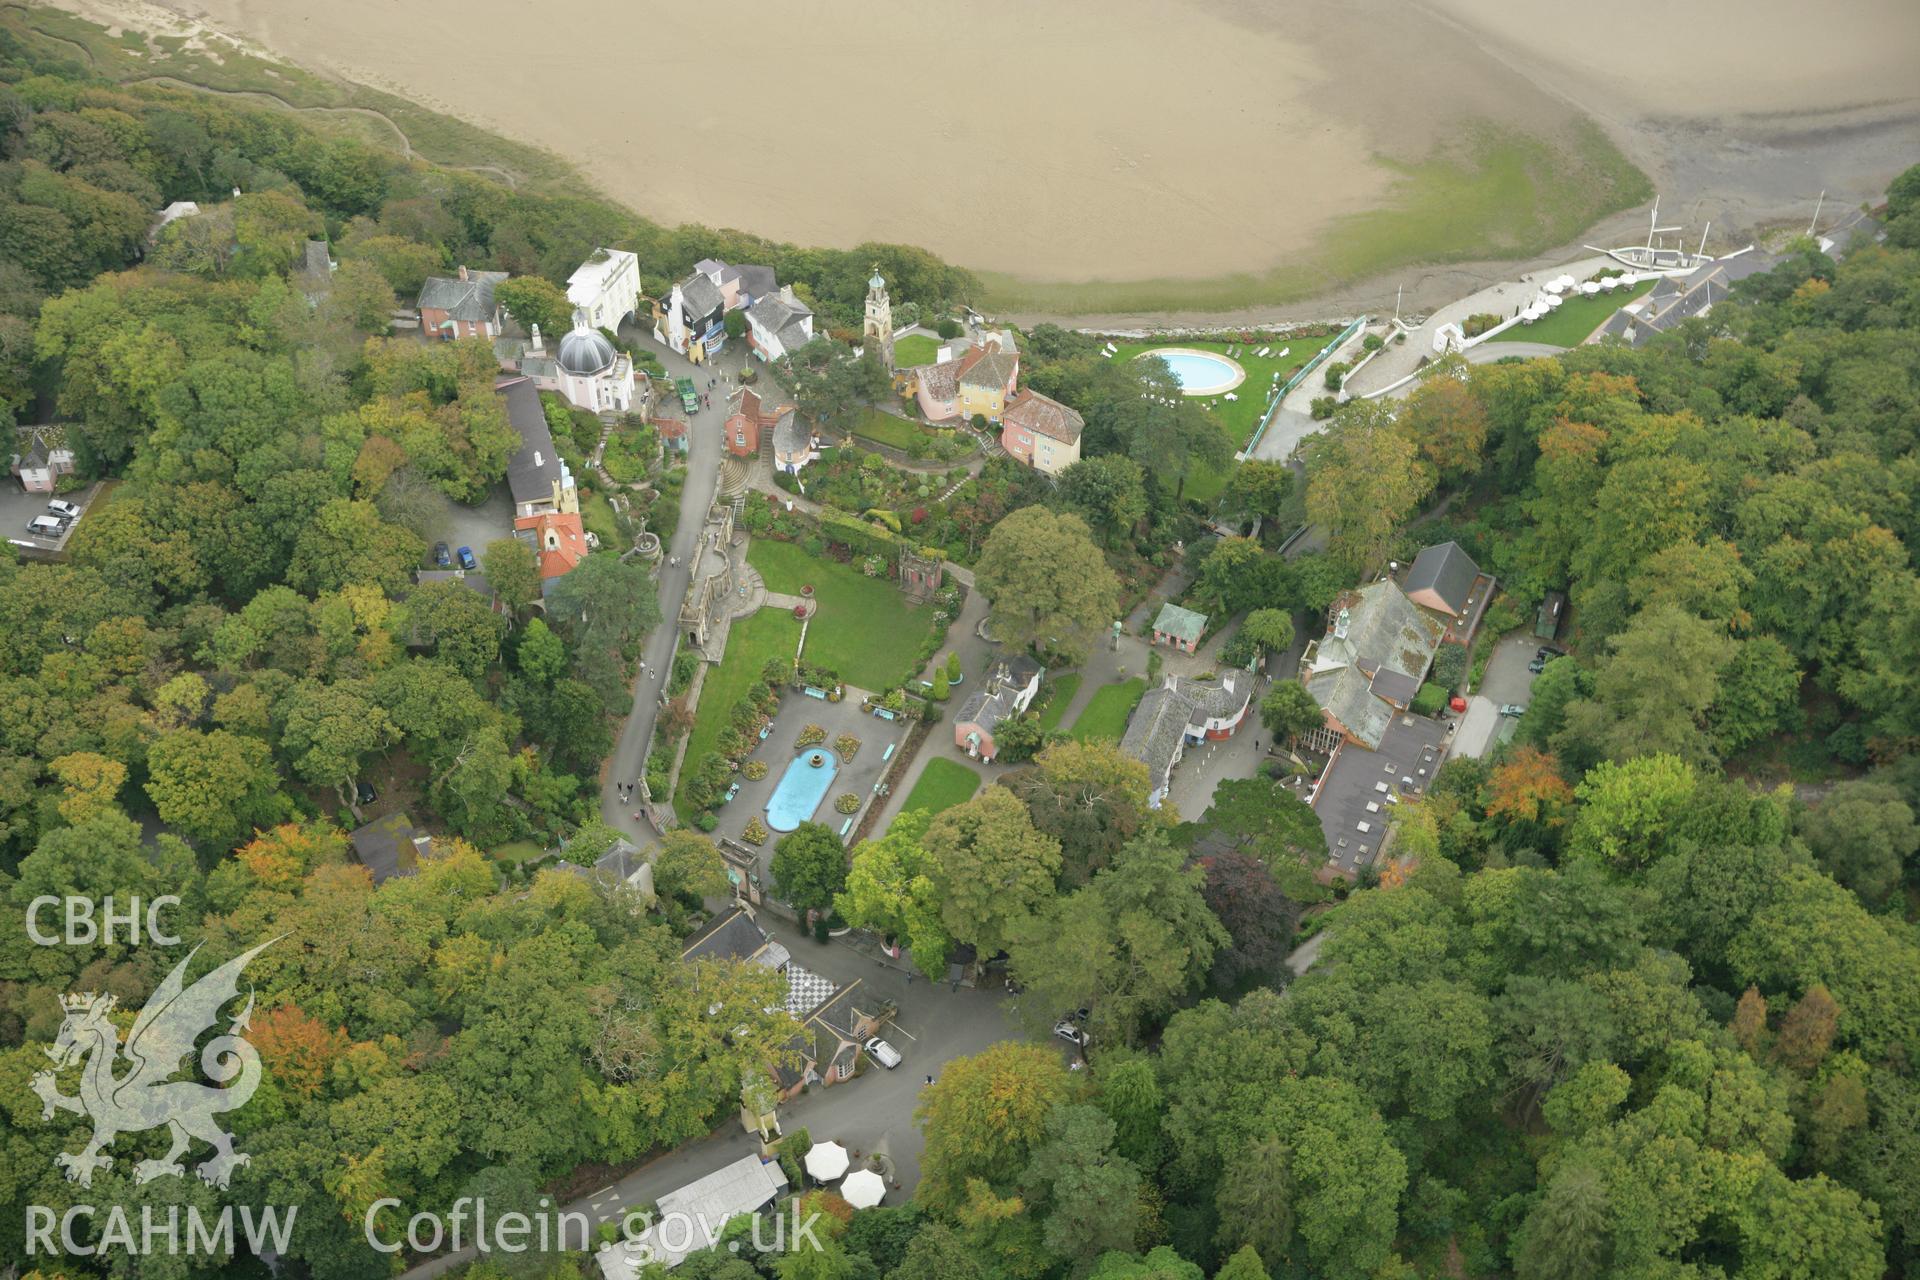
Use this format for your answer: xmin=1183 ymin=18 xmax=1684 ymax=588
xmin=567 ymin=247 xmax=641 ymax=332
xmin=518 ymin=311 xmax=635 ymax=414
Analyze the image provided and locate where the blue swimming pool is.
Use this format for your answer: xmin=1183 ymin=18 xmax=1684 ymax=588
xmin=1137 ymin=348 xmax=1244 ymax=395
xmin=766 ymin=748 xmax=839 ymax=831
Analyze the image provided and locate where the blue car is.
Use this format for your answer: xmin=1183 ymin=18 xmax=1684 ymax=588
xmin=457 ymin=545 xmax=478 ymax=571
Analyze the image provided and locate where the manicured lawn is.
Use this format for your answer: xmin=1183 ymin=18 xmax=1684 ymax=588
xmin=675 ymin=609 xmax=804 ymax=821
xmin=489 ymin=840 xmax=547 ymax=864
xmin=848 ymin=407 xmax=927 ymax=450
xmin=1070 ymin=678 xmax=1148 ymax=742
xmin=1037 ymin=673 xmax=1083 ymax=732
xmin=581 ymin=490 xmax=620 ymax=549
xmin=898 ymin=758 xmax=980 ymax=818
xmin=1487 ymin=278 xmax=1656 ymax=347
xmin=892 ymin=334 xmax=940 ymax=367
xmin=749 ymin=539 xmax=945 ymax=692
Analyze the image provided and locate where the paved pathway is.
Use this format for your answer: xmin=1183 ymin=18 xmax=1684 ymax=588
xmin=600 ymin=333 xmax=744 ymax=834
xmin=1342 ymin=253 xmax=1620 ymax=399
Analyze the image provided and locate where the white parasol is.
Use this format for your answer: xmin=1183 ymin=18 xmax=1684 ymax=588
xmin=841 ymin=1168 xmax=886 ymax=1209
xmin=804 ymin=1141 xmax=850 ymax=1182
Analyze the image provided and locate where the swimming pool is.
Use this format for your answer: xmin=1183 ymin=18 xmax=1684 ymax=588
xmin=766 ymin=748 xmax=839 ymax=831
xmin=1135 ymin=348 xmax=1245 ymax=396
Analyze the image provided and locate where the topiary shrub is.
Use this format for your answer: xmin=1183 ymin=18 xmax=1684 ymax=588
xmin=694 ymin=812 xmax=719 ymax=833
xmin=1310 ymin=396 xmax=1338 ymax=420
xmin=743 ymin=760 xmax=769 ymax=781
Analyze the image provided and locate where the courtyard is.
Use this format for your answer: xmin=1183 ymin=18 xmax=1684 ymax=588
xmin=716 ymin=689 xmax=907 ymax=884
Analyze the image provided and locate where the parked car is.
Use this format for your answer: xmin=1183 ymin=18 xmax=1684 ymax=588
xmin=26 ymin=515 xmax=65 ymax=537
xmin=433 ymin=541 xmax=451 ymax=568
xmin=1527 ymin=657 xmax=1548 ymax=674
xmin=1053 ymin=1020 xmax=1089 ymax=1047
xmin=46 ymin=499 xmax=81 ymax=520
xmin=864 ymin=1037 xmax=902 ymax=1069
xmin=456 ymin=545 xmax=478 ymax=571
xmin=355 ymin=781 xmax=377 ymax=805
xmin=1498 ymin=704 xmax=1527 ymax=717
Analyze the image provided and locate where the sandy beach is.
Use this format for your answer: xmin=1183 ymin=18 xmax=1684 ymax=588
xmin=26 ymin=0 xmax=1920 ymax=314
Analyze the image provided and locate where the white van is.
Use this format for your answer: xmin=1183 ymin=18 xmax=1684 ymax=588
xmin=26 ymin=515 xmax=65 ymax=537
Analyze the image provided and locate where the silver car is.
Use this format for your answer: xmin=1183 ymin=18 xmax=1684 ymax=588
xmin=864 ymin=1037 xmax=902 ymax=1069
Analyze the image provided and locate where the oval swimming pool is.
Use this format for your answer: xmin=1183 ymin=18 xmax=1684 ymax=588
xmin=1136 ymin=348 xmax=1245 ymax=396
xmin=766 ymin=747 xmax=839 ymax=831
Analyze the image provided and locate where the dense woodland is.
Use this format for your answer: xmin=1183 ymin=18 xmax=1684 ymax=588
xmin=1 ymin=23 xmax=1919 ymax=1280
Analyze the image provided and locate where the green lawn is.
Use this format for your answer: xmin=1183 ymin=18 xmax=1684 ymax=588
xmin=1070 ymin=678 xmax=1148 ymax=742
xmin=1037 ymin=673 xmax=1083 ymax=732
xmin=898 ymin=758 xmax=980 ymax=819
xmin=748 ymin=539 xmax=945 ymax=692
xmin=674 ymin=609 xmax=804 ymax=821
xmin=489 ymin=840 xmax=547 ymax=865
xmin=581 ymin=491 xmax=620 ymax=549
xmin=848 ymin=407 xmax=928 ymax=450
xmin=1487 ymin=278 xmax=1656 ymax=347
xmin=892 ymin=334 xmax=940 ymax=367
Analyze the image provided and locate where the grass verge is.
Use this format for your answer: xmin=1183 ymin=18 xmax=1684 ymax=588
xmin=674 ymin=609 xmax=804 ymax=822
xmin=898 ymin=758 xmax=980 ymax=818
xmin=1037 ymin=673 xmax=1083 ymax=732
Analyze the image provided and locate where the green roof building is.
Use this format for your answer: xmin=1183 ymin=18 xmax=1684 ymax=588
xmin=1152 ymin=602 xmax=1209 ymax=653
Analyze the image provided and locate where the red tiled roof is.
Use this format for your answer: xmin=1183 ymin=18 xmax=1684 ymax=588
xmin=514 ymin=510 xmax=587 ymax=579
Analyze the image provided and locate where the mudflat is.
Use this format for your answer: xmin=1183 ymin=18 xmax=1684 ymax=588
xmin=31 ymin=0 xmax=1920 ymax=312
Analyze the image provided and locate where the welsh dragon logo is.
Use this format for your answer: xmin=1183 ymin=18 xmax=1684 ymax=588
xmin=32 ymin=939 xmax=277 ymax=1190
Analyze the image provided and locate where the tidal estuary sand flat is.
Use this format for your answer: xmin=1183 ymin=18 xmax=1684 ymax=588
xmin=29 ymin=0 xmax=1920 ymax=314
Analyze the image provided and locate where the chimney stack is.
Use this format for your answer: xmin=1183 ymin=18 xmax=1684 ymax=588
xmin=1334 ymin=607 xmax=1351 ymax=640
xmin=457 ymin=264 xmax=470 ymax=282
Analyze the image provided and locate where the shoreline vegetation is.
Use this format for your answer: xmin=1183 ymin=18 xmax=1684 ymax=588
xmin=4 ymin=1 xmax=1651 ymax=321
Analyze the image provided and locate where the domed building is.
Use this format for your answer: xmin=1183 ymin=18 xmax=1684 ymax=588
xmin=511 ymin=309 xmax=635 ymax=414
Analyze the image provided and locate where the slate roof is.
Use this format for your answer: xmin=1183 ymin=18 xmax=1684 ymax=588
xmin=1599 ymin=251 xmax=1778 ymax=347
xmin=1404 ymin=541 xmax=1479 ymax=614
xmin=1001 ymin=388 xmax=1084 ymax=444
xmin=1120 ymin=686 xmax=1192 ymax=786
xmin=677 ymin=270 xmax=724 ymax=321
xmin=498 ymin=376 xmax=566 ymax=508
xmin=17 ymin=424 xmax=68 ymax=468
xmin=299 ymin=239 xmax=333 ymax=290
xmin=418 ymin=268 xmax=507 ymax=322
xmin=732 ymin=263 xmax=777 ymax=300
xmin=1154 ymin=602 xmax=1209 ymax=645
xmin=771 ymin=408 xmax=810 ymax=459
xmin=1369 ymin=668 xmax=1422 ymax=706
xmin=747 ymin=289 xmax=813 ymax=352
xmin=348 ymin=813 xmax=430 ymax=885
xmin=956 ymin=684 xmax=1013 ymax=730
xmin=1303 ymin=579 xmax=1443 ymax=749
xmin=681 ymin=906 xmax=778 ymax=964
xmin=992 ymin=651 xmax=1044 ymax=690
xmin=1171 ymin=673 xmax=1250 ymax=727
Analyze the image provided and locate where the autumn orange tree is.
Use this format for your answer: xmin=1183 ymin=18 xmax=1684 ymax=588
xmin=1481 ymin=746 xmax=1576 ymax=828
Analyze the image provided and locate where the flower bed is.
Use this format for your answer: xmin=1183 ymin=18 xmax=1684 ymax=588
xmin=796 ymin=723 xmax=827 ymax=749
xmin=834 ymin=793 xmax=861 ymax=815
xmin=742 ymin=817 xmax=768 ymax=845
xmin=834 ymin=734 xmax=862 ymax=759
